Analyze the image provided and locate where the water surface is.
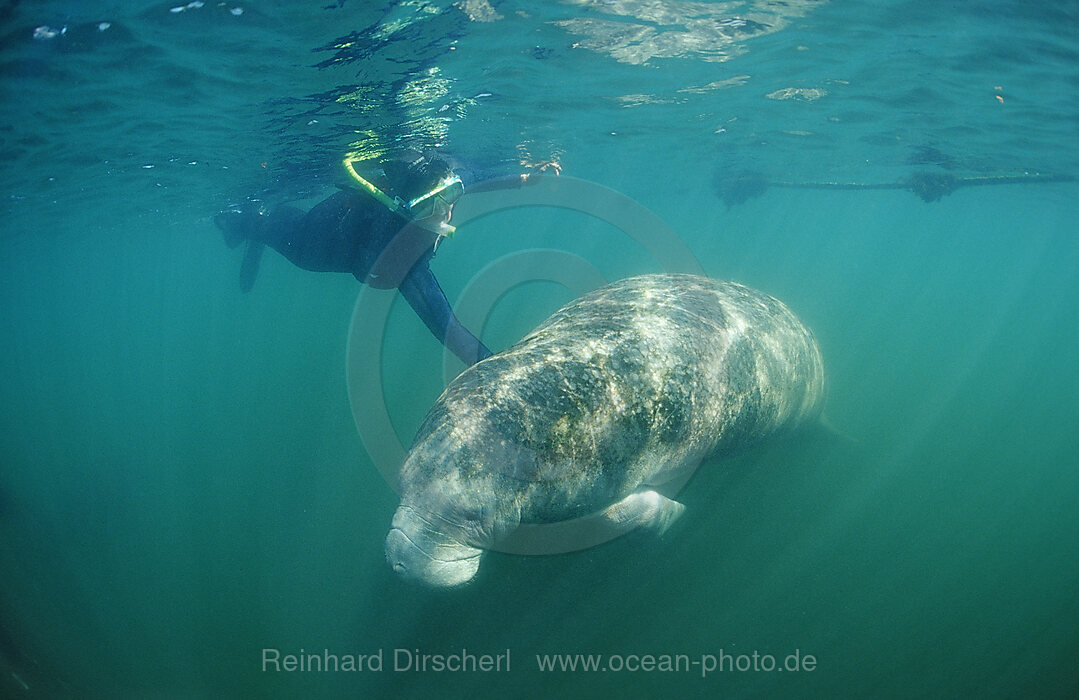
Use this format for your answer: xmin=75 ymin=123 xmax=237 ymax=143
xmin=1 ymin=1 xmax=1077 ymax=697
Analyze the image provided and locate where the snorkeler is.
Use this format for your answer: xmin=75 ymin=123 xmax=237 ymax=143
xmin=215 ymin=153 xmax=559 ymax=366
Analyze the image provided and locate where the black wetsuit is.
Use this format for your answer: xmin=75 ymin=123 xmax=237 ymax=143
xmin=218 ymin=183 xmax=492 ymax=366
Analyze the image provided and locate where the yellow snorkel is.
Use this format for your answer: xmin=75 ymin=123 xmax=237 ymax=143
xmin=342 ymin=157 xmax=460 ymax=237
xmin=343 ymin=157 xmax=408 ymax=213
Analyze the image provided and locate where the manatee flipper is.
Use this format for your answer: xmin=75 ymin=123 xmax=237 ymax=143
xmin=601 ymin=490 xmax=686 ymax=537
xmin=239 ymin=241 xmax=265 ymax=292
xmin=492 ymin=490 xmax=686 ymax=557
xmin=816 ymin=413 xmax=858 ymax=444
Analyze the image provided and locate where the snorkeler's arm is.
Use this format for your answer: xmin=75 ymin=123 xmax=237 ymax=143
xmin=455 ymin=160 xmax=562 ymax=194
xmin=397 ymin=264 xmax=493 ymax=366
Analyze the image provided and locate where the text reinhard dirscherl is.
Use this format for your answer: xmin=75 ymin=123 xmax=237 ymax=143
xmin=261 ymin=648 xmax=817 ymax=677
xmin=262 ymin=648 xmax=510 ymax=673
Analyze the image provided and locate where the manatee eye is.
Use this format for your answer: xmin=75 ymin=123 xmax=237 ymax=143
xmin=458 ymin=504 xmax=486 ymax=522
xmin=449 ymin=502 xmax=493 ymax=535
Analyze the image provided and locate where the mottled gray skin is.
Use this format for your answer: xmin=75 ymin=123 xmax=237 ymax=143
xmin=386 ymin=274 xmax=825 ymax=586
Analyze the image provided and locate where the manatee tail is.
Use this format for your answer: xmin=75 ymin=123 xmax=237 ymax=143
xmin=239 ymin=241 xmax=265 ymax=293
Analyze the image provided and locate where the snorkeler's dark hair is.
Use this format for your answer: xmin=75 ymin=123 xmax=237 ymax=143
xmin=382 ymin=155 xmax=453 ymax=198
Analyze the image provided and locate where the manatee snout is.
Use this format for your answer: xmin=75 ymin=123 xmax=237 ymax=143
xmin=385 ymin=506 xmax=483 ymax=587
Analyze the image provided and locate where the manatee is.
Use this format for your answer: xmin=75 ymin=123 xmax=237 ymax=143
xmin=386 ymin=273 xmax=825 ymax=586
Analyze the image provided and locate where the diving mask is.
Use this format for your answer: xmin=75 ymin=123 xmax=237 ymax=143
xmin=406 ymin=174 xmax=464 ymax=220
xmin=342 ymin=157 xmax=462 ymax=235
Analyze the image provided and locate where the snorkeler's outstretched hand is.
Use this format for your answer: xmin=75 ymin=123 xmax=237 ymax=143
xmin=522 ymin=160 xmax=562 ymax=184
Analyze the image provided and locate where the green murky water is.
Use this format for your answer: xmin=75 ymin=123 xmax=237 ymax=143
xmin=2 ymin=1 xmax=1077 ymax=697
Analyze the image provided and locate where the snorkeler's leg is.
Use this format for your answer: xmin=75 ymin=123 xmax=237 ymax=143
xmin=398 ymin=264 xmax=493 ymax=365
xmin=214 ymin=205 xmax=305 ymax=247
xmin=216 ymin=205 xmax=306 ymax=290
xmin=267 ymin=192 xmax=361 ymax=270
xmin=214 ymin=210 xmax=261 ymax=249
